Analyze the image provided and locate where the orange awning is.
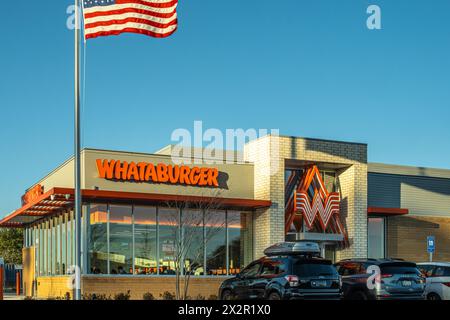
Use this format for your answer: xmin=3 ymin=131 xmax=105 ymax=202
xmin=367 ymin=206 xmax=409 ymax=216
xmin=0 ymin=187 xmax=272 ymax=228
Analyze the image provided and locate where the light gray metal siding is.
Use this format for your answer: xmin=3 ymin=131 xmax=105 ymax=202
xmin=368 ymin=173 xmax=450 ymax=217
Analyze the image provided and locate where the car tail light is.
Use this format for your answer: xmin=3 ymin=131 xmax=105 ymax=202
xmin=285 ymin=275 xmax=299 ymax=287
xmin=443 ymin=282 xmax=450 ymax=287
xmin=376 ymin=274 xmax=392 ymax=284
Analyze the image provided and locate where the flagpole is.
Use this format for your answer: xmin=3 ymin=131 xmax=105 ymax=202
xmin=74 ymin=0 xmax=82 ymax=301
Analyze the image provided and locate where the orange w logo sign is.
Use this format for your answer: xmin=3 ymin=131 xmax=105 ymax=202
xmin=285 ymin=165 xmax=348 ymax=246
xmin=296 ymin=192 xmax=340 ymax=229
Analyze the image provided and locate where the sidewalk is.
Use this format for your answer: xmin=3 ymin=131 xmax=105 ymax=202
xmin=2 ymin=293 xmax=25 ymax=301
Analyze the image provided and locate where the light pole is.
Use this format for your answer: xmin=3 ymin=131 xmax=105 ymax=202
xmin=74 ymin=0 xmax=82 ymax=301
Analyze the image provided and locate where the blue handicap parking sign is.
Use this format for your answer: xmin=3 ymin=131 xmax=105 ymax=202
xmin=427 ymin=236 xmax=435 ymax=253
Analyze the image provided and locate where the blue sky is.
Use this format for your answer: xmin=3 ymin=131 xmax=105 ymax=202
xmin=0 ymin=0 xmax=449 ymax=217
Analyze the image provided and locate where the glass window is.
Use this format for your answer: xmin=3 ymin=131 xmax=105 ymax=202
xmin=434 ymin=267 xmax=450 ymax=277
xmin=227 ymin=211 xmax=253 ymax=275
xmin=240 ymin=262 xmax=261 ymax=278
xmin=62 ymin=215 xmax=67 ymax=274
xmin=380 ymin=264 xmax=420 ymax=276
xmin=368 ymin=217 xmax=385 ymax=259
xmin=24 ymin=228 xmax=28 ymax=247
xmin=44 ymin=223 xmax=48 ymax=275
xmin=158 ymin=208 xmax=179 ymax=275
xmin=205 ymin=210 xmax=226 ymax=275
xmin=323 ymin=171 xmax=336 ymax=192
xmin=67 ymin=212 xmax=72 ymax=270
xmin=133 ymin=206 xmax=157 ymax=275
xmin=38 ymin=225 xmax=43 ymax=276
xmin=46 ymin=220 xmax=51 ymax=275
xmin=109 ymin=205 xmax=133 ymax=274
xmin=56 ymin=217 xmax=61 ymax=275
xmin=418 ymin=265 xmax=434 ymax=277
xmin=72 ymin=211 xmax=75 ymax=269
xmin=182 ymin=209 xmax=204 ymax=276
xmin=260 ymin=259 xmax=287 ymax=277
xmin=81 ymin=203 xmax=252 ymax=278
xmin=293 ymin=261 xmax=338 ymax=277
xmin=338 ymin=262 xmax=361 ymax=276
xmin=52 ymin=219 xmax=56 ymax=275
xmin=88 ymin=204 xmax=108 ymax=274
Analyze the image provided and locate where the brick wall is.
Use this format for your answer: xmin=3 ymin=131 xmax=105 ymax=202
xmin=36 ymin=276 xmax=226 ymax=300
xmin=387 ymin=215 xmax=450 ymax=262
xmin=82 ymin=276 xmax=226 ymax=300
xmin=335 ymin=165 xmax=368 ymax=260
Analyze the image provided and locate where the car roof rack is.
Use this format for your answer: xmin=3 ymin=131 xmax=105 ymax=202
xmin=264 ymin=241 xmax=321 ymax=257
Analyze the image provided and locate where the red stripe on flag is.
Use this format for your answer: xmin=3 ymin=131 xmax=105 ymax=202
xmin=84 ymin=7 xmax=176 ymax=19
xmin=85 ymin=17 xmax=177 ymax=30
xmin=85 ymin=26 xmax=178 ymax=39
xmin=116 ymin=0 xmax=178 ymax=9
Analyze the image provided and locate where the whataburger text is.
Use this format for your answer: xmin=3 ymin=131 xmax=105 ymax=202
xmin=96 ymin=159 xmax=219 ymax=187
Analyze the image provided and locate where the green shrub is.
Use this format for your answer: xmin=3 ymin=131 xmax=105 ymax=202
xmin=160 ymin=291 xmax=175 ymax=300
xmin=114 ymin=290 xmax=131 ymax=300
xmin=82 ymin=293 xmax=112 ymax=300
xmin=54 ymin=293 xmax=71 ymax=300
xmin=143 ymin=292 xmax=155 ymax=300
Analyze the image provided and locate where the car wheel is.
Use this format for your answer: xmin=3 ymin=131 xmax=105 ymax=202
xmin=221 ymin=290 xmax=234 ymax=300
xmin=268 ymin=292 xmax=282 ymax=300
xmin=427 ymin=293 xmax=441 ymax=301
xmin=350 ymin=291 xmax=368 ymax=300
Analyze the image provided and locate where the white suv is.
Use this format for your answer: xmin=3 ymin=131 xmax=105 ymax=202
xmin=417 ymin=262 xmax=450 ymax=300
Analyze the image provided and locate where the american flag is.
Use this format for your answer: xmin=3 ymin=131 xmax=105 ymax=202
xmin=82 ymin=0 xmax=178 ymax=40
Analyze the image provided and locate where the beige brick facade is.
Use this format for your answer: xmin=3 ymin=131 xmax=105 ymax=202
xmin=244 ymin=135 xmax=368 ymax=260
xmin=36 ymin=276 xmax=225 ymax=300
xmin=387 ymin=215 xmax=450 ymax=262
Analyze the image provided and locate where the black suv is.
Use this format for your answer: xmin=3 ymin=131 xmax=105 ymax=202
xmin=335 ymin=259 xmax=425 ymax=300
xmin=219 ymin=242 xmax=342 ymax=300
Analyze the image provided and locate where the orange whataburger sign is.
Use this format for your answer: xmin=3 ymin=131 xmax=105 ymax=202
xmin=96 ymin=159 xmax=219 ymax=187
xmin=21 ymin=184 xmax=44 ymax=206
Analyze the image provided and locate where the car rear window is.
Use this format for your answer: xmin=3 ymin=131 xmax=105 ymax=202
xmin=380 ymin=263 xmax=420 ymax=275
xmin=434 ymin=266 xmax=450 ymax=277
xmin=292 ymin=260 xmax=338 ymax=277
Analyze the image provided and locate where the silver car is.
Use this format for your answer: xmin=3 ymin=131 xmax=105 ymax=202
xmin=418 ymin=262 xmax=450 ymax=300
xmin=337 ymin=259 xmax=426 ymax=300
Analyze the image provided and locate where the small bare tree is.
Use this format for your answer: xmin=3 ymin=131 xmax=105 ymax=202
xmin=163 ymin=190 xmax=226 ymax=300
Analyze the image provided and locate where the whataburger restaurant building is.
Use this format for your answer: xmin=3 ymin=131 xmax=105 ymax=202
xmin=1 ymin=135 xmax=450 ymax=299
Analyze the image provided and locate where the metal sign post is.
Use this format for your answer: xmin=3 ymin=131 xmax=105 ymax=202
xmin=0 ymin=258 xmax=4 ymax=300
xmin=427 ymin=236 xmax=435 ymax=262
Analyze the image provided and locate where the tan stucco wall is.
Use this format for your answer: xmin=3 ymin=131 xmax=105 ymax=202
xmin=33 ymin=149 xmax=255 ymax=200
xmin=22 ymin=247 xmax=35 ymax=297
xmin=36 ymin=276 xmax=73 ymax=299
xmin=34 ymin=158 xmax=76 ymax=192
